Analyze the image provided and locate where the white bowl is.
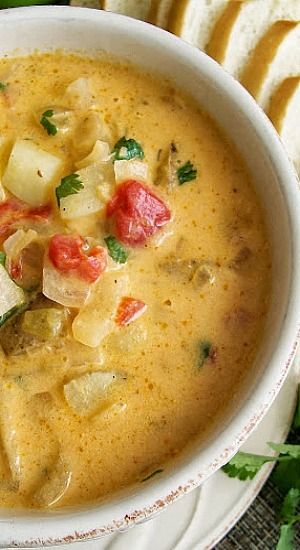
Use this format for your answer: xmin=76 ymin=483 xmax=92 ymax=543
xmin=0 ymin=6 xmax=299 ymax=547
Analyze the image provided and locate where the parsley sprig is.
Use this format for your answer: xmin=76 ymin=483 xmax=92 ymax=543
xmin=104 ymin=235 xmax=128 ymax=264
xmin=40 ymin=109 xmax=58 ymax=136
xmin=112 ymin=137 xmax=144 ymax=161
xmin=55 ymin=173 xmax=84 ymax=207
xmin=223 ymin=386 xmax=300 ymax=549
xmin=177 ymin=160 xmax=197 ymax=185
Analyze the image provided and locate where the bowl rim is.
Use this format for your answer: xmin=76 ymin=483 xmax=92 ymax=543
xmin=0 ymin=5 xmax=300 ymax=547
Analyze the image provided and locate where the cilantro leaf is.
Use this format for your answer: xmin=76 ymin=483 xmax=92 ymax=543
xmin=177 ymin=160 xmax=197 ymax=185
xmin=198 ymin=340 xmax=212 ymax=368
xmin=55 ymin=173 xmax=84 ymax=207
xmin=104 ymin=235 xmax=128 ymax=264
xmin=0 ymin=82 xmax=7 ymax=92
xmin=280 ymin=488 xmax=300 ymax=523
xmin=112 ymin=137 xmax=144 ymax=161
xmin=222 ymin=451 xmax=277 ymax=481
xmin=293 ymin=385 xmax=300 ymax=429
xmin=0 ymin=252 xmax=6 ymax=267
xmin=268 ymin=442 xmax=300 ymax=459
xmin=272 ymin=459 xmax=300 ymax=494
xmin=276 ymin=523 xmax=295 ymax=550
xmin=40 ymin=109 xmax=58 ymax=136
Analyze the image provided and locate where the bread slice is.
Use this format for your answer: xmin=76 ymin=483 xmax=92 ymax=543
xmin=240 ymin=21 xmax=298 ymax=107
xmin=100 ymin=0 xmax=151 ymax=21
xmin=269 ymin=78 xmax=300 ymax=173
xmin=168 ymin=0 xmax=230 ymax=49
xmin=208 ymin=0 xmax=300 ymax=79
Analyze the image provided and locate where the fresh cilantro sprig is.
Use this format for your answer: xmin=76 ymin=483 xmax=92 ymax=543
xmin=0 ymin=252 xmax=6 ymax=267
xmin=40 ymin=109 xmax=58 ymax=136
xmin=112 ymin=137 xmax=144 ymax=161
xmin=55 ymin=173 xmax=84 ymax=207
xmin=104 ymin=235 xmax=128 ymax=264
xmin=223 ymin=386 xmax=300 ymax=549
xmin=0 ymin=82 xmax=8 ymax=92
xmin=177 ymin=160 xmax=197 ymax=185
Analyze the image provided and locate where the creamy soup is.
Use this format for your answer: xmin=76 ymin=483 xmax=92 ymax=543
xmin=0 ymin=52 xmax=271 ymax=509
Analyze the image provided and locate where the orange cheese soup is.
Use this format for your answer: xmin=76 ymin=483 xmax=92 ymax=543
xmin=0 ymin=52 xmax=271 ymax=509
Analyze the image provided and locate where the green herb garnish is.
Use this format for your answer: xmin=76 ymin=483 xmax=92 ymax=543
xmin=40 ymin=109 xmax=58 ymax=136
xmin=112 ymin=137 xmax=144 ymax=161
xmin=104 ymin=235 xmax=129 ymax=264
xmin=293 ymin=385 xmax=300 ymax=429
xmin=141 ymin=469 xmax=164 ymax=482
xmin=55 ymin=173 xmax=84 ymax=207
xmin=0 ymin=252 xmax=6 ymax=267
xmin=0 ymin=82 xmax=7 ymax=92
xmin=223 ymin=389 xmax=300 ymax=549
xmin=177 ymin=160 xmax=197 ymax=185
xmin=198 ymin=340 xmax=212 ymax=368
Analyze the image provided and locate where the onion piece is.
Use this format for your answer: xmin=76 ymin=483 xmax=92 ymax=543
xmin=33 ymin=457 xmax=71 ymax=508
xmin=72 ymin=271 xmax=129 ymax=347
xmin=114 ymin=159 xmax=149 ymax=183
xmin=3 ymin=228 xmax=38 ymax=264
xmin=64 ymin=77 xmax=95 ymax=110
xmin=64 ymin=370 xmax=119 ymax=416
xmin=37 ymin=107 xmax=75 ymax=135
xmin=43 ymin=258 xmax=91 ymax=308
xmin=0 ymin=183 xmax=5 ymax=202
xmin=72 ymin=112 xmax=112 ymax=157
xmin=75 ymin=140 xmax=111 ymax=169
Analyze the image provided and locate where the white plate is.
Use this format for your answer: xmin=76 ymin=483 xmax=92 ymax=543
xmin=35 ymin=355 xmax=299 ymax=550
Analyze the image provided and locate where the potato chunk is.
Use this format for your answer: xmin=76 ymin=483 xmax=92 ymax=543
xmin=2 ymin=140 xmax=63 ymax=206
xmin=64 ymin=371 xmax=119 ymax=416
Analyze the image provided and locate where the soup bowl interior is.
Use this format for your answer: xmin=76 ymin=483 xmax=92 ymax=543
xmin=0 ymin=6 xmax=299 ymax=547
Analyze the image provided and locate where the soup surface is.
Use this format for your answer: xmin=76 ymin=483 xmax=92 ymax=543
xmin=0 ymin=52 xmax=271 ymax=509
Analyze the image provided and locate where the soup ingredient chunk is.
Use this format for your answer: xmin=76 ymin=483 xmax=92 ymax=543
xmin=22 ymin=308 xmax=65 ymax=340
xmin=107 ymin=180 xmax=171 ymax=246
xmin=2 ymin=140 xmax=63 ymax=206
xmin=0 ymin=199 xmax=50 ymax=244
xmin=112 ymin=136 xmax=144 ymax=161
xmin=64 ymin=370 xmax=119 ymax=416
xmin=115 ymin=296 xmax=147 ymax=326
xmin=0 ymin=264 xmax=25 ymax=327
xmin=48 ymin=234 xmax=107 ymax=283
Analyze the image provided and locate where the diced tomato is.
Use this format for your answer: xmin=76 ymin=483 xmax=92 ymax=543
xmin=107 ymin=180 xmax=171 ymax=246
xmin=48 ymin=234 xmax=107 ymax=283
xmin=0 ymin=199 xmax=51 ymax=243
xmin=115 ymin=296 xmax=147 ymax=326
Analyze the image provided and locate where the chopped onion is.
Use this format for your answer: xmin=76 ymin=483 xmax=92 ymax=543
xmin=3 ymin=228 xmax=38 ymax=264
xmin=43 ymin=259 xmax=91 ymax=308
xmin=114 ymin=159 xmax=149 ymax=183
xmin=72 ymin=271 xmax=129 ymax=347
xmin=64 ymin=370 xmax=119 ymax=416
xmin=72 ymin=111 xmax=112 ymax=156
xmin=33 ymin=457 xmax=72 ymax=508
xmin=38 ymin=107 xmax=75 ymax=135
xmin=75 ymin=140 xmax=111 ymax=169
xmin=64 ymin=77 xmax=95 ymax=110
xmin=0 ymin=264 xmax=25 ymax=321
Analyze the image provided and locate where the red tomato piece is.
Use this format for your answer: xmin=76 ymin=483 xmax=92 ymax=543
xmin=107 ymin=180 xmax=171 ymax=246
xmin=0 ymin=199 xmax=50 ymax=243
xmin=48 ymin=235 xmax=107 ymax=283
xmin=115 ymin=296 xmax=147 ymax=326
